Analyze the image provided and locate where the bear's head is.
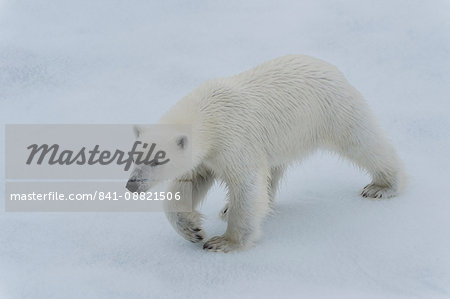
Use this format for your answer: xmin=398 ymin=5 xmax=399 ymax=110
xmin=126 ymin=125 xmax=193 ymax=192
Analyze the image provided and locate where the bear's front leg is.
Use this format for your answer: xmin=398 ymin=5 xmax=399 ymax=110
xmin=164 ymin=168 xmax=214 ymax=243
xmin=165 ymin=210 xmax=205 ymax=243
xmin=204 ymin=169 xmax=270 ymax=252
xmin=218 ymin=165 xmax=285 ymax=221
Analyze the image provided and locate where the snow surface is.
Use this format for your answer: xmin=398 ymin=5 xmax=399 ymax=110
xmin=1 ymin=0 xmax=450 ymax=298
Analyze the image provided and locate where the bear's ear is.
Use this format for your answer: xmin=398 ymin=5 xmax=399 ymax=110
xmin=176 ymin=135 xmax=188 ymax=149
xmin=133 ymin=125 xmax=142 ymax=138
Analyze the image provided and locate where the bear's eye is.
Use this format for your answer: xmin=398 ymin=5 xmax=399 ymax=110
xmin=149 ymin=160 xmax=160 ymax=167
xmin=176 ymin=135 xmax=187 ymax=149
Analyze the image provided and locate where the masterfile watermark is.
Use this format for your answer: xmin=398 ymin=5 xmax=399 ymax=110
xmin=5 ymin=124 xmax=193 ymax=212
xmin=9 ymin=191 xmax=181 ymax=201
xmin=26 ymin=141 xmax=170 ymax=171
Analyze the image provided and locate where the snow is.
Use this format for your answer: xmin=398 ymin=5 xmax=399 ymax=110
xmin=1 ymin=0 xmax=450 ymax=298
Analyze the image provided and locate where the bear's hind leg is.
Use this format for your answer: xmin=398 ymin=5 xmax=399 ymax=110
xmin=358 ymin=142 xmax=405 ymax=199
xmin=333 ymin=127 xmax=405 ymax=199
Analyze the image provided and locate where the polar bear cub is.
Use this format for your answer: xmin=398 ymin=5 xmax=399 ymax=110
xmin=127 ymin=55 xmax=405 ymax=252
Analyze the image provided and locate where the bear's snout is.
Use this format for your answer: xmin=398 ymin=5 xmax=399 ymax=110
xmin=126 ymin=178 xmax=140 ymax=192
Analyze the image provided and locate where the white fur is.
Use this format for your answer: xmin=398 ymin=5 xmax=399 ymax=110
xmin=130 ymin=55 xmax=406 ymax=252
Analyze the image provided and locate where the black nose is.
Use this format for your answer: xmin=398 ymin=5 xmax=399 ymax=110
xmin=126 ymin=179 xmax=139 ymax=192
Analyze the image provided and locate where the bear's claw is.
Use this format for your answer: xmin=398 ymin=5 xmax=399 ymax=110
xmin=182 ymin=227 xmax=205 ymax=243
xmin=203 ymin=235 xmax=238 ymax=253
xmin=175 ymin=215 xmax=205 ymax=243
xmin=361 ymin=183 xmax=398 ymax=199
